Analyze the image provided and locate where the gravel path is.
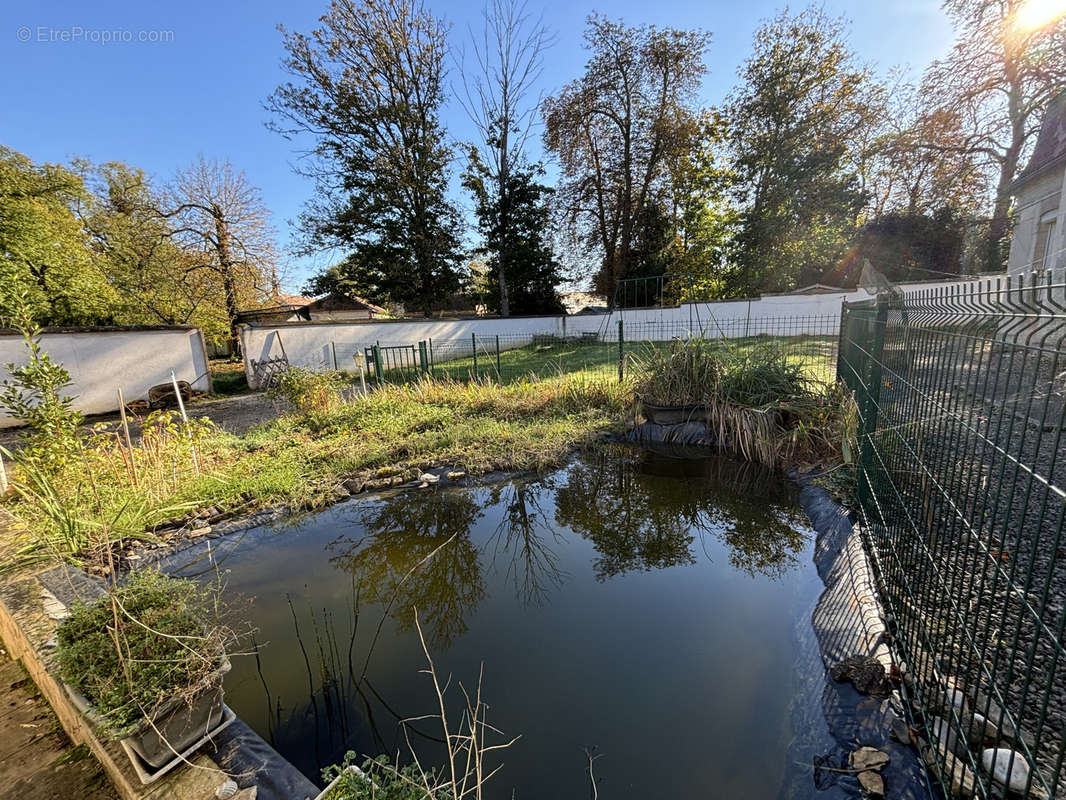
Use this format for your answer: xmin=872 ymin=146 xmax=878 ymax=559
xmin=0 ymin=392 xmax=285 ymax=454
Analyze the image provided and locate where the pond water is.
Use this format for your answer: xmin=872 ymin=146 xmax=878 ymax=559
xmin=163 ymin=446 xmax=849 ymax=798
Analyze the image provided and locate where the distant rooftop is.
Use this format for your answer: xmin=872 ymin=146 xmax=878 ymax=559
xmin=1014 ymin=91 xmax=1066 ymax=189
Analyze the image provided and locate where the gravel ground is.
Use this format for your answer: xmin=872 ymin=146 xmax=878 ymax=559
xmin=856 ymin=319 xmax=1066 ymax=797
xmin=0 ymin=391 xmax=285 ymax=454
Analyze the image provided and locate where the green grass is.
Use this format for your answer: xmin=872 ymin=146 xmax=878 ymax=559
xmin=208 ymin=360 xmax=250 ymax=397
xmin=388 ymin=334 xmax=837 ymax=386
xmin=1 ymin=373 xmax=631 ymax=569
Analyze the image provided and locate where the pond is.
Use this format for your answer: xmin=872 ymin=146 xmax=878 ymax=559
xmin=162 ymin=446 xmax=848 ymax=798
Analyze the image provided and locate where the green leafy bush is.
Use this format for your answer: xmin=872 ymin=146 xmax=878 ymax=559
xmin=56 ymin=570 xmax=231 ymax=736
xmin=0 ymin=295 xmax=82 ymax=471
xmin=322 ymin=754 xmax=436 ymax=800
xmin=269 ymin=366 xmax=348 ymax=415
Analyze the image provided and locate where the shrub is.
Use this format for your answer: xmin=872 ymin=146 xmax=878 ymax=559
xmin=0 ymin=296 xmax=82 ymax=471
xmin=269 ymin=366 xmax=348 ymax=415
xmin=322 ymin=755 xmax=435 ymax=800
xmin=56 ymin=570 xmax=233 ymax=736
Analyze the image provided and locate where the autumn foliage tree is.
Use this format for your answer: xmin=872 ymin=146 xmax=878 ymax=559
xmin=543 ymin=15 xmax=712 ymax=300
xmin=269 ymin=0 xmax=462 ymax=314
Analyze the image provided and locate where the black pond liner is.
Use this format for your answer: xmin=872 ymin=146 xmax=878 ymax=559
xmin=776 ymin=480 xmax=934 ymax=800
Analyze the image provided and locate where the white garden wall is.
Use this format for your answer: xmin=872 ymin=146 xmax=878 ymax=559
xmin=0 ymin=327 xmax=211 ymax=428
xmin=240 ymin=276 xmax=1002 ymax=388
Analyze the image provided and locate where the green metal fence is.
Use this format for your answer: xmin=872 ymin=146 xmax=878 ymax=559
xmin=838 ymin=274 xmax=1066 ymax=800
xmin=337 ymin=315 xmax=841 ymax=387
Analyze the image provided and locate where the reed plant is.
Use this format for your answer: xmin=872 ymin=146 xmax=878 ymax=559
xmin=633 ymin=337 xmax=848 ymax=468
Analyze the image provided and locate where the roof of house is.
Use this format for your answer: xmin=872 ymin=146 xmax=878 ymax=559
xmin=274 ymin=293 xmax=314 ymax=307
xmin=1014 ymin=91 xmax=1066 ymax=190
xmin=306 ymin=294 xmax=387 ymax=315
xmin=786 ymin=283 xmax=846 ymax=295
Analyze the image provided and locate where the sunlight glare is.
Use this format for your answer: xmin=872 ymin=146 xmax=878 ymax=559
xmin=1014 ymin=0 xmax=1066 ymax=33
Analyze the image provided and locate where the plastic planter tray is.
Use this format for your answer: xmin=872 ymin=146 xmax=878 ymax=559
xmin=314 ymin=765 xmax=369 ymax=800
xmin=637 ymin=397 xmax=708 ymax=425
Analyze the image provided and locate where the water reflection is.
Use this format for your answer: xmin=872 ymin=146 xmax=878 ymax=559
xmin=186 ymin=446 xmax=820 ymax=795
xmin=328 ymin=491 xmax=486 ymax=648
xmin=555 ymin=447 xmax=807 ymax=580
xmin=484 ymin=482 xmax=567 ymax=606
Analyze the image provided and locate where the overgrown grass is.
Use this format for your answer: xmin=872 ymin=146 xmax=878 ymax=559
xmin=634 ymin=337 xmax=851 ymax=468
xmin=1 ymin=373 xmax=631 ymax=569
xmin=207 ymin=360 xmax=250 ymax=397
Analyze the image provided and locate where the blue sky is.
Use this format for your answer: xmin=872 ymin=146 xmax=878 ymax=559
xmin=1 ymin=1 xmax=955 ymax=291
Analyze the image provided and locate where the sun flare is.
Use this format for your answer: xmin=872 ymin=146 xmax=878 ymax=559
xmin=1014 ymin=0 xmax=1066 ymax=33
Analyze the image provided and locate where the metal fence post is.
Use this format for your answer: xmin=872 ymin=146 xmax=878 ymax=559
xmin=471 ymin=332 xmax=478 ymax=380
xmin=373 ymin=344 xmax=384 ymax=386
xmin=856 ymin=297 xmax=888 ymax=510
xmin=418 ymin=340 xmax=429 ymax=374
xmin=330 ymin=341 xmax=338 ymax=370
xmin=617 ymin=319 xmax=624 ymax=382
xmin=495 ymin=335 xmax=501 ymax=379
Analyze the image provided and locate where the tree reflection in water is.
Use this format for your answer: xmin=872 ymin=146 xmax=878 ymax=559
xmin=554 ymin=447 xmax=807 ymax=580
xmin=328 ymin=491 xmax=485 ymax=648
xmin=484 ymin=482 xmax=568 ymax=606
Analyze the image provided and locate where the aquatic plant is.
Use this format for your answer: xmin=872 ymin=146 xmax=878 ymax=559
xmin=633 ymin=337 xmax=848 ymax=468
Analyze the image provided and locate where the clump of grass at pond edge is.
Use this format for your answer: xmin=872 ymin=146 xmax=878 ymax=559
xmin=1 ymin=372 xmax=630 ymax=570
xmin=634 ymin=338 xmax=850 ymax=469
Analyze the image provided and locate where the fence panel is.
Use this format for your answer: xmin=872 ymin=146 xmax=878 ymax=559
xmin=839 ymin=273 xmax=1066 ymax=800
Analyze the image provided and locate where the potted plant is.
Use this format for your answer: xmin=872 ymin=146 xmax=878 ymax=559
xmin=56 ymin=569 xmax=234 ymax=769
xmin=317 ymin=754 xmax=428 ymax=800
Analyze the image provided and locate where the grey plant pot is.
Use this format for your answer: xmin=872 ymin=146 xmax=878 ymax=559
xmin=637 ymin=397 xmax=708 ymax=425
xmin=122 ymin=683 xmax=226 ymax=768
xmin=65 ymin=659 xmax=230 ymax=770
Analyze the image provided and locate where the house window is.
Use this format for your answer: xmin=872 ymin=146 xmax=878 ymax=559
xmin=1034 ymin=217 xmax=1056 ymax=269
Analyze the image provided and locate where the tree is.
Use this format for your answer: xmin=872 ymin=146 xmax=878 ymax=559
xmin=920 ymin=0 xmax=1066 ymax=270
xmin=460 ymin=0 xmax=553 ymax=316
xmin=542 ymin=15 xmax=712 ymax=299
xmin=462 ymin=150 xmax=563 ymax=315
xmin=269 ymin=0 xmax=462 ymax=314
xmin=164 ymin=157 xmax=277 ymax=353
xmin=77 ymin=162 xmax=230 ymax=343
xmin=722 ymin=8 xmax=883 ymax=295
xmin=0 ymin=146 xmax=115 ymax=324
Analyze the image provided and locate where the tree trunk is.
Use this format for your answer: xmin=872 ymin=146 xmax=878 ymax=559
xmin=213 ymin=210 xmax=241 ymax=356
xmin=985 ymin=51 xmax=1026 ymax=273
xmin=498 ymin=127 xmax=511 ymax=318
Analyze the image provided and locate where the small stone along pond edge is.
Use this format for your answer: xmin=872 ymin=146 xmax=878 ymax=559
xmin=0 ymin=454 xmax=966 ymax=800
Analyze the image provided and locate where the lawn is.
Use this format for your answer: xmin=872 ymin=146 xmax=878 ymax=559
xmin=405 ymin=334 xmax=838 ymax=385
xmin=1 ymin=372 xmax=631 ymax=569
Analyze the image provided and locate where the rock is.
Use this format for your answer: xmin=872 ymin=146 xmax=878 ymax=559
xmin=446 ymin=470 xmax=466 ymax=480
xmin=890 ymin=715 xmax=911 ymax=743
xmin=830 ymin=654 xmax=889 ymax=695
xmin=857 ymin=770 xmax=884 ymax=798
xmin=930 ymin=716 xmax=967 ymax=759
xmin=850 ymin=747 xmax=890 ymax=772
xmin=418 ymin=482 xmax=429 ymax=489
xmin=920 ymin=737 xmax=978 ymax=799
xmin=981 ymin=748 xmax=1030 ymax=793
xmin=419 ymin=473 xmax=440 ymax=484
xmin=331 ymin=485 xmax=350 ymax=500
xmin=190 ymin=525 xmax=212 ymax=537
xmin=965 ymin=711 xmax=998 ymax=747
xmin=342 ymin=477 xmax=365 ymax=493
xmin=216 ymin=779 xmax=238 ymax=798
